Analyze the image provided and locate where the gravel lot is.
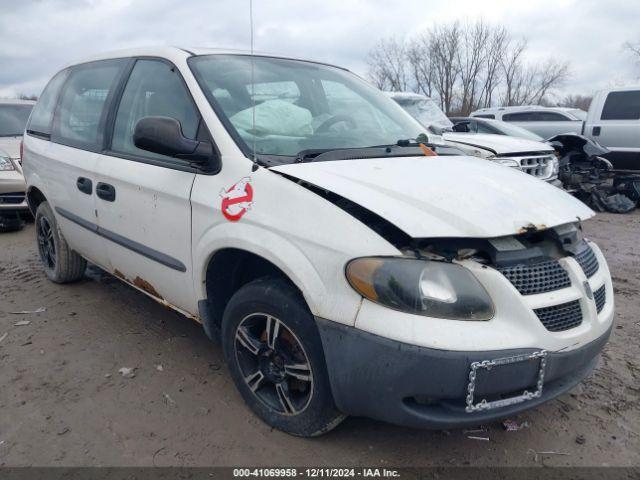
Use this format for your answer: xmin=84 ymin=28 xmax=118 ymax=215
xmin=0 ymin=212 xmax=639 ymax=467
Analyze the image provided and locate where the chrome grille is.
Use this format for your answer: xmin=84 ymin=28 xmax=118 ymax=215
xmin=594 ymin=285 xmax=606 ymax=313
xmin=574 ymin=246 xmax=599 ymax=278
xmin=510 ymin=154 xmax=555 ymax=179
xmin=534 ymin=300 xmax=583 ymax=332
xmin=497 ymin=259 xmax=571 ymax=295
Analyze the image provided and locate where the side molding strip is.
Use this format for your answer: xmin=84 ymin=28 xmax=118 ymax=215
xmin=55 ymin=207 xmax=187 ymax=272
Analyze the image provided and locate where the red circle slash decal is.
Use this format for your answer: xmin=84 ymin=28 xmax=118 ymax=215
xmin=220 ymin=177 xmax=254 ymax=222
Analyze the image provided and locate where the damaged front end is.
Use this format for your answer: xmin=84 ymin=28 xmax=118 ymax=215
xmin=549 ymin=134 xmax=640 ymax=213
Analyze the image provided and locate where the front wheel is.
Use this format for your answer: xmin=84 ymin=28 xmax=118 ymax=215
xmin=221 ymin=277 xmax=345 ymax=437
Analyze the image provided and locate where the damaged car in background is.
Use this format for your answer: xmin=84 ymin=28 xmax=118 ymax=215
xmin=548 ymin=134 xmax=640 ymax=213
xmin=388 ymin=92 xmax=561 ymax=186
xmin=23 ymin=47 xmax=614 ymax=436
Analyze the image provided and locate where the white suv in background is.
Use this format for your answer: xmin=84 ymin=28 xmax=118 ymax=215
xmin=23 ymin=47 xmax=613 ymax=436
xmin=470 ymin=105 xmax=586 ymax=138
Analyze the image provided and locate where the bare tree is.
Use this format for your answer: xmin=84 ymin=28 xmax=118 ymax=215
xmin=366 ymin=37 xmax=410 ymax=91
xmin=457 ymin=20 xmax=490 ymax=114
xmin=477 ymin=26 xmax=508 ymax=109
xmin=500 ymin=38 xmax=569 ymax=106
xmin=559 ymin=94 xmax=592 ymax=111
xmin=429 ymin=22 xmax=461 ymax=114
xmin=501 ymin=38 xmax=528 ymax=106
xmin=366 ymin=21 xmax=571 ymax=112
xmin=624 ymin=41 xmax=640 ymax=60
xmin=407 ymin=34 xmax=434 ymax=97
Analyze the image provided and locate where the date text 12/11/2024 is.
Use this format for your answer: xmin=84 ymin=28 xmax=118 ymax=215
xmin=233 ymin=468 xmax=401 ymax=478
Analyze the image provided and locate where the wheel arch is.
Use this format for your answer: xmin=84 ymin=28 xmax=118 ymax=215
xmin=27 ymin=185 xmax=47 ymax=216
xmin=195 ymin=225 xmax=328 ymax=340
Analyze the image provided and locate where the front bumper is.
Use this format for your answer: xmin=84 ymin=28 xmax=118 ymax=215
xmin=0 ymin=168 xmax=28 ymax=214
xmin=317 ymin=318 xmax=611 ymax=429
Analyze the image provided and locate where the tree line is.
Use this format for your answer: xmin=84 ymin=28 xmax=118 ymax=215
xmin=366 ymin=21 xmax=572 ymax=116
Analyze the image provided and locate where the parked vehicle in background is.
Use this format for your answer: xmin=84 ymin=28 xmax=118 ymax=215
xmin=583 ymin=86 xmax=640 ymax=170
xmin=449 ymin=117 xmax=545 ymax=142
xmin=0 ymin=99 xmax=35 ymax=232
xmin=470 ymin=105 xmax=585 ymax=138
xmin=389 ymin=93 xmax=560 ymax=185
xmin=23 ymin=48 xmax=613 ymax=436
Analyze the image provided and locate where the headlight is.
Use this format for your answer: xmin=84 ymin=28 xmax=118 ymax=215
xmin=0 ymin=157 xmax=15 ymax=171
xmin=345 ymin=257 xmax=494 ymax=320
xmin=491 ymin=158 xmax=520 ymax=169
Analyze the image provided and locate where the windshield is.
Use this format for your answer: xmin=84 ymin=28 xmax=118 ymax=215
xmin=188 ymin=55 xmax=425 ymax=157
xmin=391 ymin=96 xmax=453 ymax=131
xmin=0 ymin=104 xmax=33 ymax=136
xmin=483 ymin=119 xmax=544 ymax=141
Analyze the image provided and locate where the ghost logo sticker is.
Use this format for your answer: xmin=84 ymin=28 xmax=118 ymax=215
xmin=220 ymin=177 xmax=254 ymax=222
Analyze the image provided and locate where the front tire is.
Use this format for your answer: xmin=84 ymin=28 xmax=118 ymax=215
xmin=221 ymin=276 xmax=345 ymax=437
xmin=35 ymin=201 xmax=86 ymax=283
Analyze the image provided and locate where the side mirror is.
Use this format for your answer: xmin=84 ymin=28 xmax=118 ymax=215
xmin=133 ymin=116 xmax=218 ymax=168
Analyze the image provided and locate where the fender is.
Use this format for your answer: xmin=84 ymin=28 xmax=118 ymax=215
xmin=192 ymin=221 xmax=364 ymax=326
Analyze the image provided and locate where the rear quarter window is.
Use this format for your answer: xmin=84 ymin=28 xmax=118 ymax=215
xmin=52 ymin=59 xmax=126 ymax=150
xmin=601 ymin=91 xmax=640 ymax=120
xmin=473 ymin=114 xmax=495 ymax=119
xmin=27 ymin=70 xmax=69 ymax=137
xmin=502 ymin=112 xmax=535 ymax=121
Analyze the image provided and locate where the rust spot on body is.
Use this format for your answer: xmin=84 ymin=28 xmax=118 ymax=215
xmin=133 ymin=276 xmax=163 ymax=300
xmin=113 ymin=269 xmax=126 ymax=280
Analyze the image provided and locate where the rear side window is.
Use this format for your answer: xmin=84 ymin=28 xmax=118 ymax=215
xmin=473 ymin=114 xmax=495 ymax=119
xmin=54 ymin=60 xmax=125 ymax=150
xmin=502 ymin=112 xmax=535 ymax=121
xmin=601 ymin=91 xmax=640 ymax=120
xmin=110 ymin=59 xmax=200 ymax=161
xmin=27 ymin=70 xmax=69 ymax=137
xmin=536 ymin=111 xmax=570 ymax=121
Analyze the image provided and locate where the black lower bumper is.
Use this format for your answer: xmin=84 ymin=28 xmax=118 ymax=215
xmin=317 ymin=318 xmax=611 ymax=429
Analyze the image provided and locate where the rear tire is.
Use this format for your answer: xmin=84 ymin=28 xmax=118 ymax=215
xmin=221 ymin=276 xmax=345 ymax=437
xmin=35 ymin=201 xmax=86 ymax=283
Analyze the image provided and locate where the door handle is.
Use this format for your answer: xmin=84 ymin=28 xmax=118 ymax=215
xmin=76 ymin=177 xmax=92 ymax=195
xmin=96 ymin=182 xmax=116 ymax=202
xmin=592 ymin=126 xmax=601 ymax=136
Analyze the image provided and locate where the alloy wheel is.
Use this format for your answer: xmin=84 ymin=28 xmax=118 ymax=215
xmin=234 ymin=313 xmax=314 ymax=415
xmin=37 ymin=215 xmax=56 ymax=269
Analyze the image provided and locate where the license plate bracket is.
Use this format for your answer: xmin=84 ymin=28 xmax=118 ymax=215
xmin=465 ymin=350 xmax=547 ymax=413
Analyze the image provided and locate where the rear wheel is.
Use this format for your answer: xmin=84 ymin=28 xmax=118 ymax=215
xmin=222 ymin=276 xmax=345 ymax=437
xmin=35 ymin=201 xmax=86 ymax=283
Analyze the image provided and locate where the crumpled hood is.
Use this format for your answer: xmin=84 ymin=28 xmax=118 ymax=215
xmin=272 ymin=155 xmax=593 ymax=239
xmin=443 ymin=132 xmax=553 ymax=155
xmin=0 ymin=136 xmax=21 ymax=159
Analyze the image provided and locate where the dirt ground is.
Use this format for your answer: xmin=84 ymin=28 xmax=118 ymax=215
xmin=0 ymin=212 xmax=639 ymax=467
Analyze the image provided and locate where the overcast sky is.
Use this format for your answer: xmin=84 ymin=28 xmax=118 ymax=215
xmin=0 ymin=0 xmax=638 ymax=99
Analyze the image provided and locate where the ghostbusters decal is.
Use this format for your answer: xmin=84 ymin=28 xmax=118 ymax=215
xmin=220 ymin=177 xmax=254 ymax=222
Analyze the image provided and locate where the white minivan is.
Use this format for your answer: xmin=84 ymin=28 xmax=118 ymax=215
xmin=23 ymin=47 xmax=614 ymax=436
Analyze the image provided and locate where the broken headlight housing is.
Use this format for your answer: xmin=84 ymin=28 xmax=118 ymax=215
xmin=490 ymin=157 xmax=520 ymax=169
xmin=346 ymin=257 xmax=494 ymax=320
xmin=0 ymin=156 xmax=15 ymax=171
